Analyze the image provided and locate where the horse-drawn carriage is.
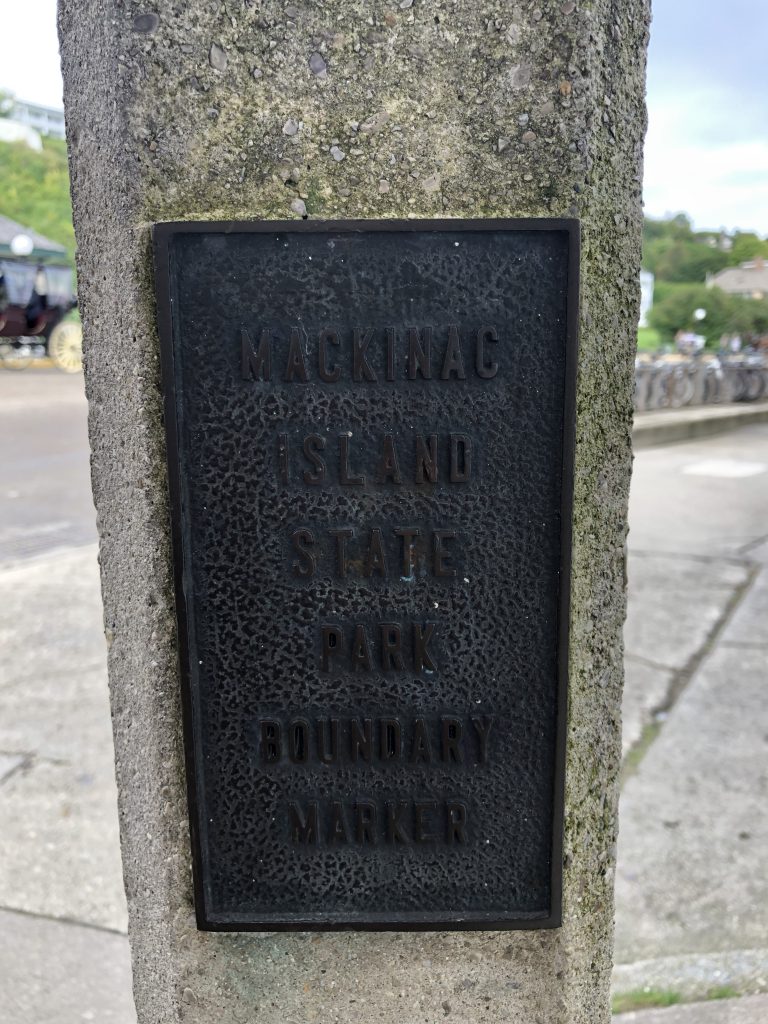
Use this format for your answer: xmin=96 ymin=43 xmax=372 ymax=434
xmin=0 ymin=218 xmax=82 ymax=372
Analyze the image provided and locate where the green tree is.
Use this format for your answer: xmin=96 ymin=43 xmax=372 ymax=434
xmin=648 ymin=284 xmax=768 ymax=345
xmin=728 ymin=232 xmax=768 ymax=266
xmin=0 ymin=137 xmax=75 ymax=262
xmin=642 ymin=215 xmax=731 ymax=284
xmin=644 ymin=238 xmax=728 ymax=283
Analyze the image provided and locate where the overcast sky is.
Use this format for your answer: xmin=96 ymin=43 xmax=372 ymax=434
xmin=1 ymin=0 xmax=767 ymax=235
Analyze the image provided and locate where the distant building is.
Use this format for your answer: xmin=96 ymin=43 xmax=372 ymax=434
xmin=639 ymin=270 xmax=654 ymax=327
xmin=0 ymin=214 xmax=67 ymax=261
xmin=0 ymin=119 xmax=42 ymax=151
xmin=707 ymin=259 xmax=768 ymax=300
xmin=9 ymin=99 xmax=66 ymax=140
xmin=700 ymin=232 xmax=733 ymax=252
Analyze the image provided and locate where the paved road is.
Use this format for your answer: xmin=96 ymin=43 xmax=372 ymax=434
xmin=0 ymin=371 xmax=96 ymax=562
xmin=0 ymin=370 xmax=766 ymax=1022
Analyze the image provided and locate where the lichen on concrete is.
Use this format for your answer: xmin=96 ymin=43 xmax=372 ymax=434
xmin=58 ymin=1 xmax=650 ymax=1021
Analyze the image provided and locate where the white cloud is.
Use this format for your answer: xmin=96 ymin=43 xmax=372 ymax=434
xmin=0 ymin=0 xmax=63 ymax=108
xmin=1 ymin=0 xmax=767 ymax=237
xmin=644 ymin=92 xmax=768 ymax=234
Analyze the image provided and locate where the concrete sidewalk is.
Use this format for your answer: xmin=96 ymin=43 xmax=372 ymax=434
xmin=612 ymin=425 xmax=768 ymax=1014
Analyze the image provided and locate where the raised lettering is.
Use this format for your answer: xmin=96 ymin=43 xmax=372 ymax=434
xmin=289 ymin=801 xmax=319 ymax=844
xmin=385 ymin=326 xmax=396 ymax=381
xmin=476 ymin=325 xmax=499 ymax=379
xmin=415 ymin=434 xmax=438 ymax=484
xmin=410 ymin=718 xmax=432 ymax=763
xmin=407 ymin=326 xmax=432 ymax=380
xmin=339 ymin=434 xmax=364 ymax=486
xmin=433 ymin=529 xmax=458 ymax=578
xmin=413 ymin=621 xmax=438 ymax=672
xmin=365 ymin=528 xmax=388 ymax=578
xmin=288 ymin=718 xmax=310 ymax=764
xmin=441 ymin=718 xmax=463 ymax=763
xmin=329 ymin=527 xmax=353 ymax=577
xmin=375 ymin=434 xmax=402 ymax=485
xmin=284 ymin=327 xmax=308 ymax=383
xmin=350 ymin=718 xmax=373 ymax=762
xmin=328 ymin=801 xmax=351 ymax=844
xmin=386 ymin=800 xmax=411 ymax=844
xmin=302 ymin=434 xmax=326 ymax=485
xmin=415 ymin=800 xmax=437 ymax=843
xmin=318 ymin=718 xmax=340 ymax=764
xmin=321 ymin=624 xmax=342 ymax=671
xmin=353 ymin=328 xmax=377 ymax=382
xmin=471 ymin=716 xmax=494 ymax=763
xmin=394 ymin=527 xmax=420 ymax=577
xmin=380 ymin=623 xmax=404 ymax=671
xmin=449 ymin=434 xmax=472 ymax=483
xmin=380 ymin=718 xmax=402 ymax=760
xmin=241 ymin=328 xmax=271 ymax=381
xmin=356 ymin=801 xmax=378 ymax=844
xmin=446 ymin=801 xmax=468 ymax=843
xmin=441 ymin=325 xmax=467 ymax=380
xmin=318 ymin=328 xmax=341 ymax=382
xmin=290 ymin=528 xmax=316 ymax=578
xmin=260 ymin=720 xmax=281 ymax=763
xmin=350 ymin=625 xmax=373 ymax=672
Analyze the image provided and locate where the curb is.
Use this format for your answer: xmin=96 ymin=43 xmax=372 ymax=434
xmin=633 ymin=403 xmax=768 ymax=448
xmin=614 ymin=995 xmax=768 ymax=1022
xmin=613 ymin=948 xmax=768 ymax=1004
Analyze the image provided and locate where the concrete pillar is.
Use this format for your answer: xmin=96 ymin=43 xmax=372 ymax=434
xmin=59 ymin=2 xmax=649 ymax=1021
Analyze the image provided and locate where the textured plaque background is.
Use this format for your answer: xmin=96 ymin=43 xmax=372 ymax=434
xmin=154 ymin=220 xmax=578 ymax=930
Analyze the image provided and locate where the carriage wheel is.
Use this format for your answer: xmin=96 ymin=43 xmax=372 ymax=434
xmin=49 ymin=322 xmax=83 ymax=373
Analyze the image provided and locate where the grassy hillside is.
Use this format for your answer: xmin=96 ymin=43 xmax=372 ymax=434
xmin=0 ymin=136 xmax=75 ymax=264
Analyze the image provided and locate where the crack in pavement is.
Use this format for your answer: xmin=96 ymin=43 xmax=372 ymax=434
xmin=629 ymin=548 xmax=754 ymax=568
xmin=737 ymin=532 xmax=768 ymax=556
xmin=625 ymin=652 xmax=678 ymax=674
xmin=622 ymin=561 xmax=763 ymax=783
xmin=0 ymin=749 xmax=75 ymax=786
xmin=0 ymin=903 xmax=128 ymax=938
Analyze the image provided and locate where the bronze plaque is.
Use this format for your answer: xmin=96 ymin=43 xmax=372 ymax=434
xmin=154 ymin=219 xmax=578 ymax=930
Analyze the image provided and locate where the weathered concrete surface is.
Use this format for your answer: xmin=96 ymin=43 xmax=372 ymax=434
xmin=59 ymin=2 xmax=650 ymax=1021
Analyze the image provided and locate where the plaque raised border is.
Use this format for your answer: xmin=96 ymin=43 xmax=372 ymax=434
xmin=153 ymin=218 xmax=579 ymax=931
